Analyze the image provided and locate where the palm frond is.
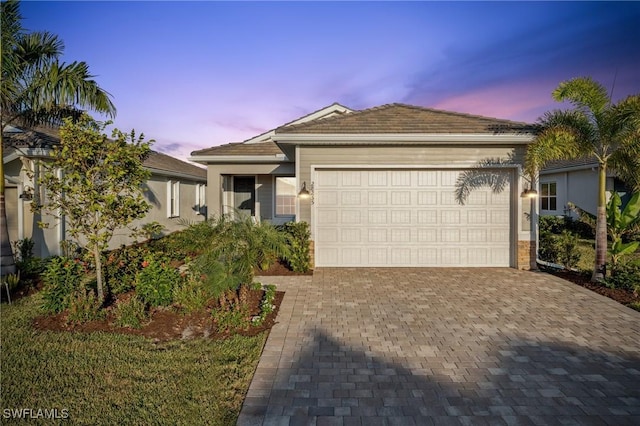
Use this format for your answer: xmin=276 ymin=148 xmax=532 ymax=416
xmin=524 ymin=110 xmax=591 ymax=175
xmin=553 ymin=76 xmax=610 ymax=116
xmin=1 ymin=1 xmax=116 ymax=128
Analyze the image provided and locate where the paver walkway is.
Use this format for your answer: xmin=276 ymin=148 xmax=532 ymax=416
xmin=238 ymin=269 xmax=640 ymax=426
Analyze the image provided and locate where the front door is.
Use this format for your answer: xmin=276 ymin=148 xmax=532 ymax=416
xmin=233 ymin=176 xmax=255 ymax=218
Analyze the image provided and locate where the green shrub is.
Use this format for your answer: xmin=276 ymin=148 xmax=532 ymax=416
xmin=200 ymin=215 xmax=290 ymax=282
xmin=2 ymin=272 xmax=21 ymax=301
xmin=152 ymin=219 xmax=217 ymax=259
xmin=212 ymin=289 xmax=250 ymax=333
xmin=539 ymin=215 xmax=594 ymax=239
xmin=539 ymin=216 xmax=566 ymax=235
xmin=113 ymin=295 xmax=148 ymax=328
xmin=135 ymin=255 xmax=180 ymax=307
xmin=538 ymin=230 xmax=559 ymax=263
xmin=190 ymin=257 xmax=243 ymax=300
xmin=138 ymin=221 xmax=165 ymax=241
xmin=557 ymin=230 xmax=581 ymax=269
xmin=212 ymin=308 xmax=250 ymax=333
xmin=280 ymin=221 xmax=311 ymax=272
xmin=104 ymin=244 xmax=150 ymax=296
xmin=67 ymin=289 xmax=104 ymax=324
xmin=606 ymin=261 xmax=640 ymax=292
xmin=59 ymin=239 xmax=85 ymax=259
xmin=173 ymin=272 xmax=208 ymax=313
xmin=12 ymin=238 xmax=44 ymax=276
xmin=41 ymin=257 xmax=84 ymax=313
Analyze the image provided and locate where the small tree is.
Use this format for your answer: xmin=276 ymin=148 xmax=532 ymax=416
xmin=525 ymin=77 xmax=640 ymax=281
xmin=37 ymin=115 xmax=152 ymax=302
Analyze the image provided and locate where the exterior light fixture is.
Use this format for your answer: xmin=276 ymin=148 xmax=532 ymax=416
xmin=298 ymin=181 xmax=314 ymax=203
xmin=520 ymin=188 xmax=538 ymax=198
xmin=19 ymin=186 xmax=33 ymax=201
xmin=298 ymin=181 xmax=311 ymax=199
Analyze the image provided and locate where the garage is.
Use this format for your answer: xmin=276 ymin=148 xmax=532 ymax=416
xmin=314 ymin=169 xmax=513 ymax=267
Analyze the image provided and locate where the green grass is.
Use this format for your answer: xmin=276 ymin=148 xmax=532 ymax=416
xmin=573 ymin=238 xmax=640 ymax=273
xmin=575 ymin=238 xmax=596 ymax=272
xmin=1 ymin=294 xmax=267 ymax=425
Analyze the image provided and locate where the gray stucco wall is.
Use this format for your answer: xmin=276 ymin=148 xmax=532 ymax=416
xmin=540 ymin=169 xmax=599 ymax=216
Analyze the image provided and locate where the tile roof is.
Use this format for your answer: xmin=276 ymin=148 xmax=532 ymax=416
xmin=190 ymin=140 xmax=284 ymax=156
xmin=3 ymin=126 xmax=206 ymax=180
xmin=3 ymin=126 xmax=59 ymax=151
xmin=144 ymin=151 xmax=206 ymax=180
xmin=541 ymin=157 xmax=598 ymax=172
xmin=276 ymin=103 xmax=533 ymax=134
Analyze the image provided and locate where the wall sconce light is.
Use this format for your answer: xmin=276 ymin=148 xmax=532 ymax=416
xmin=520 ymin=188 xmax=538 ymax=198
xmin=19 ymin=186 xmax=33 ymax=201
xmin=298 ymin=181 xmax=314 ymax=203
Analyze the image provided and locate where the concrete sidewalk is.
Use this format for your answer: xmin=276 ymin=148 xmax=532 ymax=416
xmin=239 ymin=268 xmax=640 ymax=426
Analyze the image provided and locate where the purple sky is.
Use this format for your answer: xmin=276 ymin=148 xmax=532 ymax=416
xmin=20 ymin=1 xmax=640 ymax=163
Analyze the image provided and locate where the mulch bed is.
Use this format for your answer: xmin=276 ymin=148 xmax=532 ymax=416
xmin=548 ymin=269 xmax=640 ymax=307
xmin=18 ymin=258 xmax=311 ymax=343
xmin=33 ymin=289 xmax=284 ymax=342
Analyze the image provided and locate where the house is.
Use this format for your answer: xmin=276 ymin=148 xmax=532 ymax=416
xmin=190 ymin=103 xmax=537 ymax=269
xmin=539 ymin=158 xmax=631 ymax=218
xmin=2 ymin=126 xmax=207 ymax=258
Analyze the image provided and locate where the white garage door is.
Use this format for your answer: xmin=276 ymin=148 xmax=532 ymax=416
xmin=314 ymin=169 xmax=512 ymax=267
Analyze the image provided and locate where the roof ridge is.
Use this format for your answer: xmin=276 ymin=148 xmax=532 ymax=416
xmin=275 ymin=103 xmax=368 ymax=133
xmin=276 ymin=102 xmax=531 ymax=135
xmin=240 ymin=102 xmax=353 ymax=144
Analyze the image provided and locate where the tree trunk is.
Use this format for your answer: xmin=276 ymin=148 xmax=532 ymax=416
xmin=92 ymin=244 xmax=104 ymax=302
xmin=0 ymin=132 xmax=17 ymax=276
xmin=591 ymin=163 xmax=608 ymax=282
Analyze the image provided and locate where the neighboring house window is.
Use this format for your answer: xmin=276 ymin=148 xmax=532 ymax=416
xmin=275 ymin=177 xmax=296 ymax=216
xmin=167 ymin=180 xmax=180 ymax=217
xmin=541 ymin=182 xmax=557 ymax=211
xmin=195 ymin=183 xmax=206 ymax=215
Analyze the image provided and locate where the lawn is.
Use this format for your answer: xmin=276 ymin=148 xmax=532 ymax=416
xmin=574 ymin=237 xmax=640 ymax=273
xmin=1 ymin=294 xmax=266 ymax=425
xmin=575 ymin=238 xmax=596 ymax=272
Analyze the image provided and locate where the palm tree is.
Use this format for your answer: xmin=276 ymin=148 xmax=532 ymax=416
xmin=1 ymin=0 xmax=116 ymax=274
xmin=525 ymin=77 xmax=640 ymax=282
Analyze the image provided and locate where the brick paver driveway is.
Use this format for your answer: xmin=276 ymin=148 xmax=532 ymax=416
xmin=238 ymin=269 xmax=640 ymax=426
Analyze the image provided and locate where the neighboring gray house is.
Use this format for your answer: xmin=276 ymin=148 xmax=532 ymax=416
xmin=190 ymin=103 xmax=537 ymax=269
xmin=3 ymin=126 xmax=207 ymax=258
xmin=539 ymin=158 xmax=631 ymax=218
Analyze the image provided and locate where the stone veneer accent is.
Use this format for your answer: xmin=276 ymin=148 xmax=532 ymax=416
xmin=518 ymin=240 xmax=537 ymax=270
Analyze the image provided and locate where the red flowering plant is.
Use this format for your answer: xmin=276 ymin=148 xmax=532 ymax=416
xmin=103 ymin=245 xmax=150 ymax=296
xmin=135 ymin=254 xmax=180 ymax=307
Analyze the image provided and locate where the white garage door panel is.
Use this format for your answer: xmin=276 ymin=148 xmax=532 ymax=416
xmin=314 ymin=169 xmax=512 ymax=267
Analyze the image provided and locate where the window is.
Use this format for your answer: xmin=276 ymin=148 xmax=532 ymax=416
xmin=195 ymin=183 xmax=206 ymax=215
xmin=167 ymin=180 xmax=180 ymax=217
xmin=541 ymin=182 xmax=557 ymax=211
xmin=275 ymin=177 xmax=296 ymax=216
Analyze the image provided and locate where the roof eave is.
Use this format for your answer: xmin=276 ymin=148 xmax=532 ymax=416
xmin=145 ymin=167 xmax=207 ymax=182
xmin=187 ymin=154 xmax=289 ymax=164
xmin=273 ymin=133 xmax=534 ymax=144
xmin=3 ymin=147 xmax=52 ymax=163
